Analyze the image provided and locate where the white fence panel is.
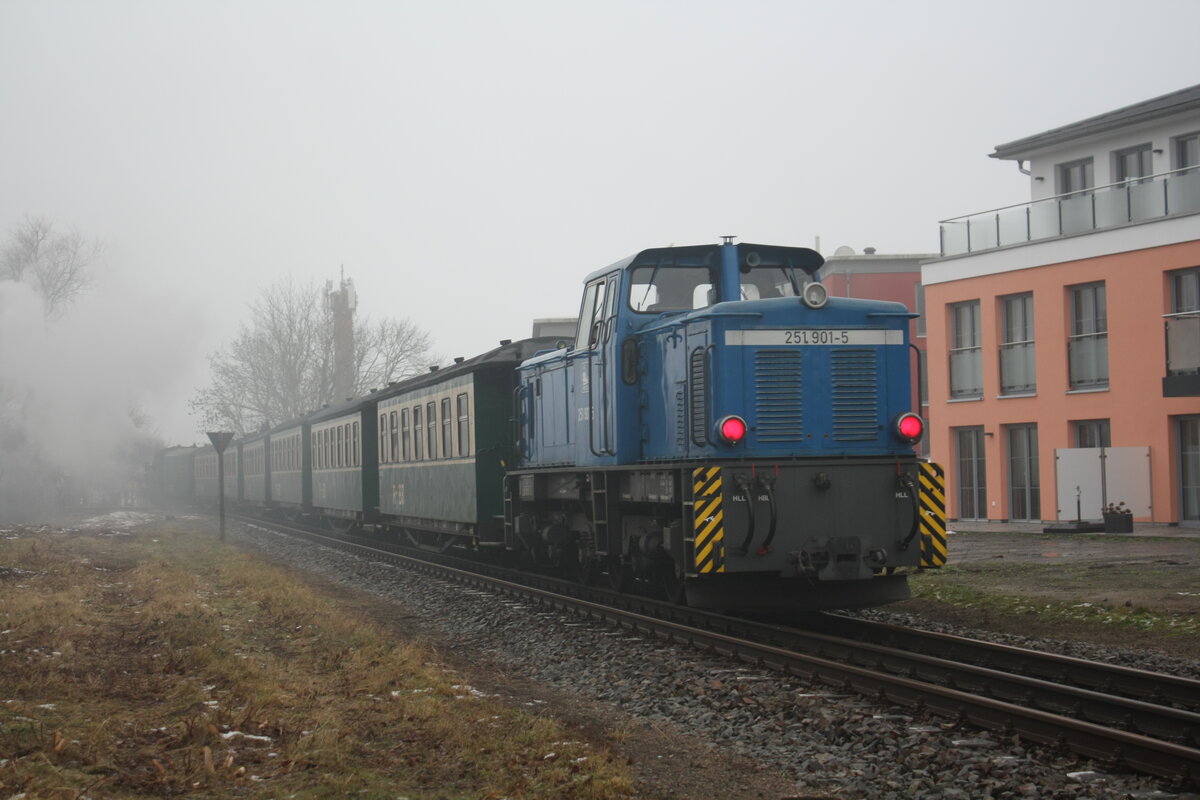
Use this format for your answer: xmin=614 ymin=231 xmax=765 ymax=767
xmin=1054 ymin=446 xmax=1151 ymax=520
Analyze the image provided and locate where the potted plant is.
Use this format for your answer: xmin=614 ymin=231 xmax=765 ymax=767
xmin=1103 ymin=501 xmax=1134 ymax=533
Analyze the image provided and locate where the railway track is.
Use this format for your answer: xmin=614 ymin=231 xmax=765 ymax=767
xmin=237 ymin=514 xmax=1200 ymax=789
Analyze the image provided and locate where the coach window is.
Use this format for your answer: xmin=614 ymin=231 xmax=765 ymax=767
xmin=389 ymin=411 xmax=399 ymax=463
xmin=401 ymin=409 xmax=410 ymax=461
xmin=334 ymin=427 xmax=342 ymax=468
xmin=441 ymin=398 xmax=452 ymax=457
xmin=379 ymin=415 xmax=388 ymax=463
xmin=413 ymin=406 xmax=423 ymax=460
xmin=353 ymin=422 xmax=359 ymax=467
xmin=456 ymin=393 xmax=469 ymax=456
xmin=426 ymin=401 xmax=437 ymax=459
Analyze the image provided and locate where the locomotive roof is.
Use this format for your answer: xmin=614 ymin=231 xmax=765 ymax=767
xmin=583 ymin=242 xmax=825 ymax=283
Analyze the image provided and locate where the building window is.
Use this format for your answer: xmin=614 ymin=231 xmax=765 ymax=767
xmin=955 ymin=427 xmax=987 ymax=520
xmin=1181 ymin=417 xmax=1200 ymax=523
xmin=1167 ymin=267 xmax=1200 ymax=377
xmin=914 ymin=283 xmax=926 ymax=337
xmin=1074 ymin=419 xmax=1111 ymax=448
xmin=999 ymin=293 xmax=1035 ymax=394
xmin=949 ymin=301 xmax=982 ymax=398
xmin=1007 ymin=424 xmax=1040 ymax=521
xmin=1175 ymin=132 xmax=1200 ymax=174
xmin=1114 ymin=144 xmax=1153 ymax=184
xmin=456 ymin=393 xmax=470 ymax=456
xmin=1068 ymin=282 xmax=1108 ymax=389
xmin=1058 ymin=157 xmax=1094 ymax=196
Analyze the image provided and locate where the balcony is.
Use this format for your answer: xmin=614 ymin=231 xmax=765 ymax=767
xmin=940 ymin=167 xmax=1200 ymax=257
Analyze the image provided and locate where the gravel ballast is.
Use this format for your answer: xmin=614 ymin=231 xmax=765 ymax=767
xmin=233 ymin=521 xmax=1198 ymax=800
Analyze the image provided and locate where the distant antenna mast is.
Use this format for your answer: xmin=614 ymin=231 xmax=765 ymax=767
xmin=326 ymin=267 xmax=357 ymax=401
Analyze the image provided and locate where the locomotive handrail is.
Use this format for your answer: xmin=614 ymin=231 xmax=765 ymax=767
xmin=758 ymin=479 xmax=778 ymax=555
xmin=866 ymin=311 xmax=920 ymax=319
xmin=897 ymin=473 xmax=920 ymax=551
xmin=734 ymin=475 xmax=757 ymax=557
xmin=671 ymin=311 xmax=763 ymax=325
xmin=513 ymin=384 xmax=530 ymax=459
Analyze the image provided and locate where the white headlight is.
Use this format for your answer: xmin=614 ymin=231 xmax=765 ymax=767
xmin=802 ymin=282 xmax=829 ymax=309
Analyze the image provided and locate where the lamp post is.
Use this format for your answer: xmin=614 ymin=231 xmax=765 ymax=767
xmin=206 ymin=431 xmax=235 ymax=542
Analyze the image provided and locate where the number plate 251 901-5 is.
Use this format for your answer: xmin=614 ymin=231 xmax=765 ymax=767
xmin=724 ymin=329 xmax=904 ymax=346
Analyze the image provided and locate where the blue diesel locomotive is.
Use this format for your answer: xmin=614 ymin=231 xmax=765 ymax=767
xmin=507 ymin=239 xmax=942 ymax=608
xmin=159 ymin=239 xmax=944 ymax=611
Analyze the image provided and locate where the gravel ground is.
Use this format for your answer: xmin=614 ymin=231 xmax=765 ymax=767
xmin=218 ymin=519 xmax=1200 ymax=800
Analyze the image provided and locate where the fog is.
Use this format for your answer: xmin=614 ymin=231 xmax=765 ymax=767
xmin=2 ymin=1 xmax=1198 ymax=518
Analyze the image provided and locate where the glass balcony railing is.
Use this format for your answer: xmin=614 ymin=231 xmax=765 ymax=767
xmin=1166 ymin=312 xmax=1200 ymax=376
xmin=940 ymin=167 xmax=1200 ymax=256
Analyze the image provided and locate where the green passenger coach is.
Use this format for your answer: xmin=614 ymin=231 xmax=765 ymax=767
xmin=375 ymin=338 xmax=562 ymax=550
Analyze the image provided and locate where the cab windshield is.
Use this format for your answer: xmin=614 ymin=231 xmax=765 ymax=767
xmin=628 ymin=263 xmax=803 ymax=311
xmin=629 ymin=265 xmax=714 ymax=313
xmin=736 ymin=265 xmax=801 ymax=301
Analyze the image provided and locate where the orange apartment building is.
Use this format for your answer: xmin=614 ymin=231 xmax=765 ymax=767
xmin=924 ymin=84 xmax=1200 ymax=526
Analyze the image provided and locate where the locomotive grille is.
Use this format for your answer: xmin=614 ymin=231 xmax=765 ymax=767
xmin=689 ymin=348 xmax=707 ymax=445
xmin=754 ymin=350 xmax=804 ymax=442
xmin=675 ymin=384 xmax=687 ymax=447
xmin=831 ymin=349 xmax=879 ymax=441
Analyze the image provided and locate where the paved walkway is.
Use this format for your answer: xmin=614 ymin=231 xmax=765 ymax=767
xmin=947 ymin=519 xmax=1200 ymax=538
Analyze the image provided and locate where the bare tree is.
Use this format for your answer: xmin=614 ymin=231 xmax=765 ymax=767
xmin=1 ymin=216 xmax=102 ymax=316
xmin=190 ymin=278 xmax=436 ymax=436
xmin=354 ymin=317 xmax=434 ymax=395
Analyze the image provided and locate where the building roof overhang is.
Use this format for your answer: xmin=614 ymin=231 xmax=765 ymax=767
xmin=989 ymin=83 xmax=1200 ymax=161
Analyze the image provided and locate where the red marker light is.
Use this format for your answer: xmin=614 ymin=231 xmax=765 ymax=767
xmin=895 ymin=413 xmax=924 ymax=442
xmin=718 ymin=415 xmax=747 ymax=444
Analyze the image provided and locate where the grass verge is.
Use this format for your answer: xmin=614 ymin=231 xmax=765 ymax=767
xmin=906 ymin=562 xmax=1200 ymax=644
xmin=0 ymin=521 xmax=635 ymax=799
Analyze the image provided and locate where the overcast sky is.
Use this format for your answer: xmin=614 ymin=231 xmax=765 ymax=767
xmin=3 ymin=0 xmax=1198 ymax=445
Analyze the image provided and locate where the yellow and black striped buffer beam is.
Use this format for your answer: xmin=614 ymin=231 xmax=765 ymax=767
xmin=918 ymin=461 xmax=947 ymax=568
xmin=692 ymin=467 xmax=725 ymax=574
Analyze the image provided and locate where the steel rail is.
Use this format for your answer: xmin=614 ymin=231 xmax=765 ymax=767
xmin=819 ymin=613 xmax=1200 ymax=711
xmin=234 ymin=515 xmax=1200 ymax=787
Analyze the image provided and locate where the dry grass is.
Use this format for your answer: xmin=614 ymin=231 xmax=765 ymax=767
xmin=0 ymin=521 xmax=636 ymax=798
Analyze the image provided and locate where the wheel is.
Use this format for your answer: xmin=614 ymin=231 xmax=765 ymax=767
xmin=605 ymin=554 xmax=632 ymax=593
xmin=657 ymin=562 xmax=687 ymax=605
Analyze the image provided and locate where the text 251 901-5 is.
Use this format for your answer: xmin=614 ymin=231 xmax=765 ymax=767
xmin=784 ymin=329 xmax=851 ymax=345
